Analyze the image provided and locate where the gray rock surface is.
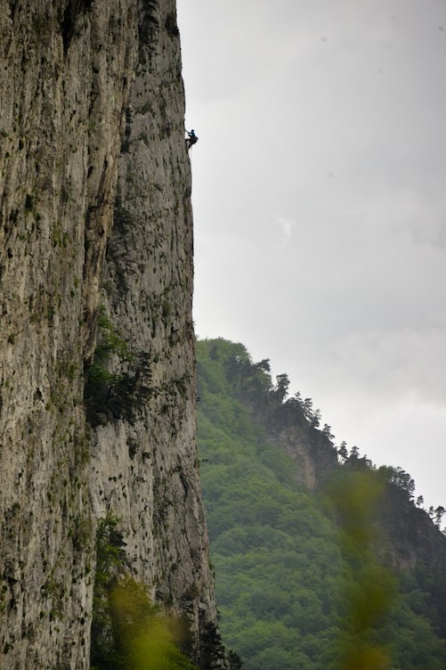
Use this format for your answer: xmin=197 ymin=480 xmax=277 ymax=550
xmin=0 ymin=1 xmax=221 ymax=667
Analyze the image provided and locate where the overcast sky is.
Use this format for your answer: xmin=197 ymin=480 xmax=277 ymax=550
xmin=176 ymin=0 xmax=446 ymax=510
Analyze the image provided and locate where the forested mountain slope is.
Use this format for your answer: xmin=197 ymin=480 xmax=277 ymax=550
xmin=196 ymin=338 xmax=446 ymax=670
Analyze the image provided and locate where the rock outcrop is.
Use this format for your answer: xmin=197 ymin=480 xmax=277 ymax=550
xmin=0 ymin=1 xmax=220 ymax=668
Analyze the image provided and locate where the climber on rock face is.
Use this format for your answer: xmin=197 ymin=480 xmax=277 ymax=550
xmin=185 ymin=129 xmax=198 ymax=149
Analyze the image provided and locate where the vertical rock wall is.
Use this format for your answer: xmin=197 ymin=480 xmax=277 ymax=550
xmin=0 ymin=0 xmax=220 ymax=667
xmin=0 ymin=1 xmax=138 ymax=666
xmin=90 ymin=1 xmax=221 ymax=665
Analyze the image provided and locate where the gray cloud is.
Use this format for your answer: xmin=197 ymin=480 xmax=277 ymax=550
xmin=178 ymin=0 xmax=446 ymax=507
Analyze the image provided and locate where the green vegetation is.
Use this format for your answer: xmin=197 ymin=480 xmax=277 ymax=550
xmin=196 ymin=338 xmax=446 ymax=670
xmin=84 ymin=308 xmax=152 ymax=426
xmin=90 ymin=514 xmax=199 ymax=670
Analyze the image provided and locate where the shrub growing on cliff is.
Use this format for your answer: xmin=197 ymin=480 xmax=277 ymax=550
xmin=84 ymin=308 xmax=152 ymax=426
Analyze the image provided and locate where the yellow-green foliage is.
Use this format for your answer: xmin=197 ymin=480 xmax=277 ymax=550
xmin=325 ymin=471 xmax=397 ymax=670
xmin=109 ymin=579 xmax=197 ymax=670
xmin=91 ymin=516 xmax=197 ymax=670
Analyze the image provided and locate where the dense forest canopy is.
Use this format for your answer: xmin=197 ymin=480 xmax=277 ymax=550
xmin=196 ymin=338 xmax=446 ymax=670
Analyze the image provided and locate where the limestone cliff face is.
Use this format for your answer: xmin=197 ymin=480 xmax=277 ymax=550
xmin=244 ymin=402 xmax=339 ymax=491
xmin=90 ymin=2 xmax=221 ymax=664
xmin=0 ymin=1 xmax=220 ymax=668
xmin=271 ymin=425 xmax=338 ymax=491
